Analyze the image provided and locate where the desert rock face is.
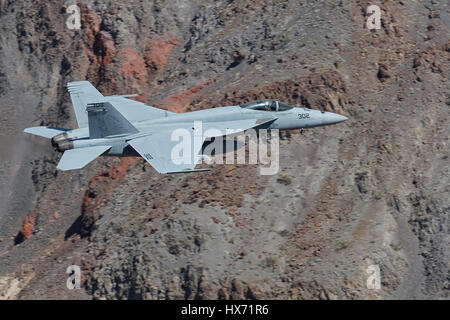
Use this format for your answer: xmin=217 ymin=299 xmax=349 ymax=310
xmin=0 ymin=0 xmax=448 ymax=299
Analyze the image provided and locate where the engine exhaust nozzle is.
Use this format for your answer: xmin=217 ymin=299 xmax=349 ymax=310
xmin=56 ymin=141 xmax=74 ymax=152
xmin=51 ymin=132 xmax=69 ymax=147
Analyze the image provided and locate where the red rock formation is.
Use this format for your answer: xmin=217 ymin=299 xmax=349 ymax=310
xmin=79 ymin=3 xmax=101 ymax=40
xmin=81 ymin=158 xmax=139 ymax=237
xmin=15 ymin=211 xmax=37 ymax=244
xmin=120 ymin=48 xmax=148 ymax=90
xmin=144 ymin=36 xmax=180 ymax=76
xmin=76 ymin=4 xmax=119 ymax=94
xmin=94 ymin=31 xmax=117 ymax=66
xmin=119 ymin=36 xmax=180 ymax=98
xmin=77 ymin=3 xmax=102 ymax=77
xmin=161 ymin=78 xmax=217 ymax=113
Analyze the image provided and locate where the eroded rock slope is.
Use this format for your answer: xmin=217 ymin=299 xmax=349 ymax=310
xmin=0 ymin=0 xmax=448 ymax=299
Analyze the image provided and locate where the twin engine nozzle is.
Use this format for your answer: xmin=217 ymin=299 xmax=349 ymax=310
xmin=51 ymin=132 xmax=74 ymax=152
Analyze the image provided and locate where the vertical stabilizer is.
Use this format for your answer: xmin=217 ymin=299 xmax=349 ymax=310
xmin=87 ymin=102 xmax=138 ymax=139
xmin=67 ymin=81 xmax=105 ymax=128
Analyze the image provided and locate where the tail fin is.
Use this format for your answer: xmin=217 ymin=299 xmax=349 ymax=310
xmin=87 ymin=102 xmax=138 ymax=139
xmin=67 ymin=81 xmax=105 ymax=128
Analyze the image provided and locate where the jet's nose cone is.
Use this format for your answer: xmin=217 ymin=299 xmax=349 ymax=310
xmin=321 ymin=112 xmax=348 ymax=125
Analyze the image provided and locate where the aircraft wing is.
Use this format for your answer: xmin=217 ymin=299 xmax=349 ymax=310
xmin=201 ymin=118 xmax=276 ymax=138
xmin=127 ymin=117 xmax=276 ymax=173
xmin=105 ymin=96 xmax=176 ymax=122
xmin=127 ymin=132 xmax=206 ymax=174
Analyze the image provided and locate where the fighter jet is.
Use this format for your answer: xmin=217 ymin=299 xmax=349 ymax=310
xmin=24 ymin=81 xmax=347 ymax=173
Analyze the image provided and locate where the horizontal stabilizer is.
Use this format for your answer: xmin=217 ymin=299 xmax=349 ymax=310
xmin=24 ymin=126 xmax=69 ymax=139
xmin=57 ymin=146 xmax=111 ymax=171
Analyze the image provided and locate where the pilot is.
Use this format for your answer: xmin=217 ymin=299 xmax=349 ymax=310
xmin=268 ymin=100 xmax=278 ymax=111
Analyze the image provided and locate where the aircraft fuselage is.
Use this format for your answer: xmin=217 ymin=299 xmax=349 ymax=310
xmin=54 ymin=105 xmax=347 ymax=156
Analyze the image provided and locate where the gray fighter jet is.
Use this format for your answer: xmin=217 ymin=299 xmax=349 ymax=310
xmin=24 ymin=81 xmax=347 ymax=173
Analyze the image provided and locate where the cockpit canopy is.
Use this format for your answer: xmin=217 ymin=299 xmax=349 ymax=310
xmin=240 ymin=99 xmax=293 ymax=112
